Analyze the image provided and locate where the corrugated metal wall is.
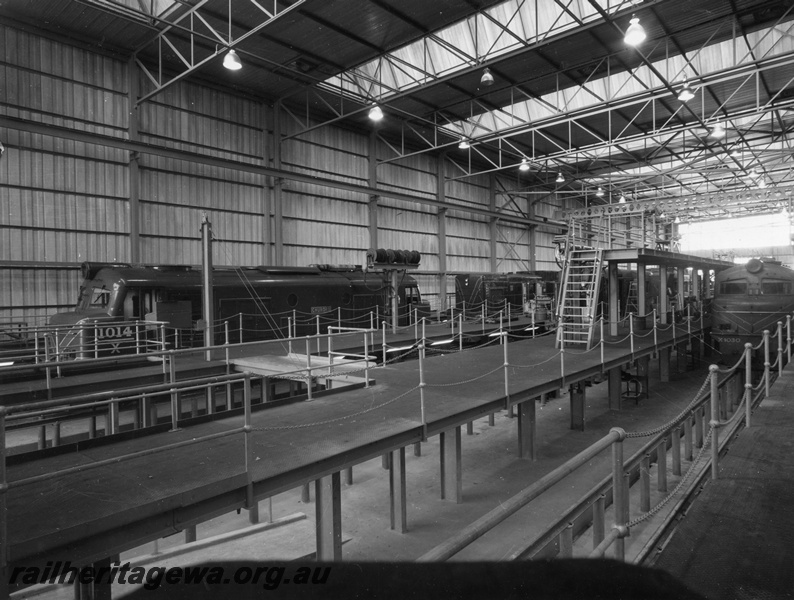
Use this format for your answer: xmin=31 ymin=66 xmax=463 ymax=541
xmin=0 ymin=23 xmax=561 ymax=324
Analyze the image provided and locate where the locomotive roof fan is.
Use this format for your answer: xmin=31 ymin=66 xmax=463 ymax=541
xmin=746 ymin=258 xmax=764 ymax=274
xmin=366 ymin=248 xmax=421 ymax=270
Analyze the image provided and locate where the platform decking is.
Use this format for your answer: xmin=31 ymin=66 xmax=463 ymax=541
xmin=4 ymin=320 xmax=705 ymax=575
xmin=652 ymin=366 xmax=794 ymax=599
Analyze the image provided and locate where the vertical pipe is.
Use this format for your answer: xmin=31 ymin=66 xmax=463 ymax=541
xmin=169 ymin=353 xmax=179 ymax=432
xmin=653 ymin=309 xmax=658 ymax=347
xmin=709 ymin=364 xmax=720 ymax=480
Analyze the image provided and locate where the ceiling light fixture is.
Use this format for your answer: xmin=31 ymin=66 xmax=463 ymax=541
xmin=368 ymin=105 xmax=384 ymax=121
xmin=223 ymin=49 xmax=242 ymax=71
xmin=480 ymin=68 xmax=494 ymax=86
xmin=519 ymin=158 xmax=530 ymax=171
xmin=618 ymin=194 xmax=626 ymax=204
xmin=710 ymin=122 xmax=725 ymax=138
xmin=624 ymin=15 xmax=647 ymax=46
xmin=677 ymin=80 xmax=695 ymax=102
xmin=758 ymin=179 xmax=767 ymax=189
xmin=596 ymin=187 xmax=604 ymax=197
xmin=556 ymin=172 xmax=564 ymax=183
xmin=458 ymin=138 xmax=470 ymax=149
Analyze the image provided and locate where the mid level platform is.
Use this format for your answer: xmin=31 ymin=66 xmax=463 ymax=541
xmin=4 ymin=318 xmax=713 ymax=592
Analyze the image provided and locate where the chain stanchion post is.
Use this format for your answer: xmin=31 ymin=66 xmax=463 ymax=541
xmin=600 ymin=316 xmax=605 ymax=365
xmin=787 ymin=314 xmax=792 ymax=365
xmin=763 ymin=330 xmax=770 ymax=398
xmin=168 ymin=352 xmax=180 ymax=432
xmin=709 ymin=364 xmax=720 ymax=480
xmin=459 ymin=313 xmax=463 ymax=352
xmin=532 ymin=309 xmax=536 ymax=339
xmin=629 ymin=312 xmax=635 ymax=356
xmin=382 ymin=321 xmax=387 ymax=367
xmin=239 ymin=312 xmax=243 ymax=344
xmin=243 ymin=372 xmax=255 ymax=515
xmin=338 ymin=307 xmax=342 ymax=330
xmin=611 ymin=427 xmax=628 ymax=561
xmin=687 ymin=304 xmax=691 ymax=337
xmin=503 ymin=331 xmax=509 ymax=409
xmin=305 ymin=337 xmax=313 ymax=402
xmin=481 ymin=304 xmax=486 ymax=334
xmin=653 ymin=308 xmax=658 ymax=348
xmin=744 ymin=343 xmax=753 ymax=428
xmin=560 ymin=348 xmax=565 ymax=387
xmin=419 ymin=337 xmax=427 ymax=441
xmin=363 ymin=331 xmax=370 ymax=388
xmin=315 ymin=315 xmax=321 ymax=355
xmin=499 ymin=310 xmax=503 ymax=343
xmin=421 ymin=318 xmax=426 ymax=360
xmin=224 ymin=321 xmax=230 ymax=367
xmin=288 ymin=317 xmax=293 ymax=355
xmin=777 ymin=321 xmax=784 ymax=377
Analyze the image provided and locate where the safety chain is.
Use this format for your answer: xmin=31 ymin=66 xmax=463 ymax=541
xmin=632 ymin=329 xmax=655 ymax=339
xmin=424 ymin=364 xmax=505 ymax=388
xmin=752 ymin=338 xmax=765 ymax=351
xmin=511 ymin=351 xmax=562 ymax=369
xmin=627 ymin=426 xmax=714 ymax=528
xmin=252 ymin=384 xmax=421 ymax=431
xmin=717 ymin=352 xmax=746 ymax=374
xmin=603 ymin=334 xmax=633 ymax=345
xmin=625 ymin=371 xmax=712 ymax=439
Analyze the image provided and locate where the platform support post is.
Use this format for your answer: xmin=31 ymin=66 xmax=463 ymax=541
xmin=248 ymin=501 xmax=260 ymax=525
xmin=315 ymin=472 xmax=342 ymax=561
xmin=413 ymin=442 xmax=421 ymax=456
xmin=569 ymin=382 xmax=585 ymax=431
xmin=301 ymin=483 xmax=311 ymax=503
xmin=389 ymin=447 xmax=407 ymax=533
xmin=671 ymin=426 xmax=682 ymax=476
xmin=516 ymin=397 xmax=537 ymax=460
xmin=608 ymin=367 xmax=622 ymax=411
xmin=185 ymin=525 xmax=197 ymax=543
xmin=344 ymin=466 xmax=353 ymax=485
xmin=659 ymin=347 xmax=671 ymax=382
xmin=440 ymin=427 xmax=462 ymax=503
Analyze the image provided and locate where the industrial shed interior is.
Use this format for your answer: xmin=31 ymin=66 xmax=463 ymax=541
xmin=2 ymin=0 xmax=794 ymax=599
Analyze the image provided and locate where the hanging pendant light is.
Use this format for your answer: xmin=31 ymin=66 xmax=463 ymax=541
xmin=480 ymin=68 xmax=494 ymax=86
xmin=458 ymin=138 xmax=470 ymax=149
xmin=556 ymin=172 xmax=564 ymax=183
xmin=596 ymin=186 xmax=604 ymax=197
xmin=223 ymin=49 xmax=242 ymax=70
xmin=519 ymin=158 xmax=530 ymax=171
xmin=624 ymin=15 xmax=647 ymax=46
xmin=368 ymin=105 xmax=384 ymax=121
xmin=677 ymin=80 xmax=695 ymax=102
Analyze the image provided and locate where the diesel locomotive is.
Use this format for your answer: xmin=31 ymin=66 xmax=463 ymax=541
xmin=711 ymin=258 xmax=794 ymax=357
xmin=48 ymin=261 xmax=431 ymax=358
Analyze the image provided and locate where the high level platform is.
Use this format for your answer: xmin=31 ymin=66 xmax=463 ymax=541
xmin=3 ymin=318 xmax=707 ymax=594
xmin=650 ymin=366 xmax=794 ymax=599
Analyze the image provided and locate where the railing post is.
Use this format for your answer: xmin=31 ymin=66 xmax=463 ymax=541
xmin=503 ymin=332 xmax=509 ymax=409
xmin=788 ymin=314 xmax=792 ymax=365
xmin=709 ymin=364 xmax=720 ymax=480
xmin=169 ymin=353 xmax=180 ymax=432
xmin=611 ymin=427 xmax=628 ymax=561
xmin=382 ymin=321 xmax=387 ymax=366
xmin=363 ymin=331 xmax=370 ymax=388
xmin=135 ymin=322 xmax=141 ymax=355
xmin=109 ymin=397 xmax=120 ymax=435
xmin=671 ymin=426 xmax=681 ymax=476
xmin=459 ymin=313 xmax=463 ymax=352
xmin=288 ymin=317 xmax=293 ymax=355
xmin=653 ymin=308 xmax=658 ymax=348
xmin=629 ymin=312 xmax=635 ymax=356
xmin=243 ymin=372 xmax=255 ymax=517
xmin=305 ymin=337 xmax=313 ymax=402
xmin=744 ymin=343 xmax=753 ymax=428
xmin=777 ymin=321 xmax=784 ymax=377
xmin=315 ymin=315 xmax=321 ymax=355
xmin=600 ymin=316 xmax=605 ymax=365
xmin=239 ymin=312 xmax=243 ymax=344
xmin=640 ymin=454 xmax=651 ymax=512
xmin=419 ymin=337 xmax=427 ymax=440
xmin=763 ymin=330 xmax=770 ymax=398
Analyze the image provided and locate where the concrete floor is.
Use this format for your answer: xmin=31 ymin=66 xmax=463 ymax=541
xmin=15 ymin=350 xmax=715 ymax=599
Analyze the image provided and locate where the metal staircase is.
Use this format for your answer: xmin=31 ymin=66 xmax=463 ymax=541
xmin=556 ymin=247 xmax=604 ymax=349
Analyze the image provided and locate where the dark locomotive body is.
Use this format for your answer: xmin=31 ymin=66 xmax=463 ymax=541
xmin=49 ymin=262 xmax=430 ymax=358
xmin=711 ymin=258 xmax=794 ymax=358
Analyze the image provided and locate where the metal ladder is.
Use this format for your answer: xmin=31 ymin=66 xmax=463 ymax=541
xmin=623 ymin=279 xmax=638 ymax=317
xmin=555 ymin=248 xmax=604 ymax=349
